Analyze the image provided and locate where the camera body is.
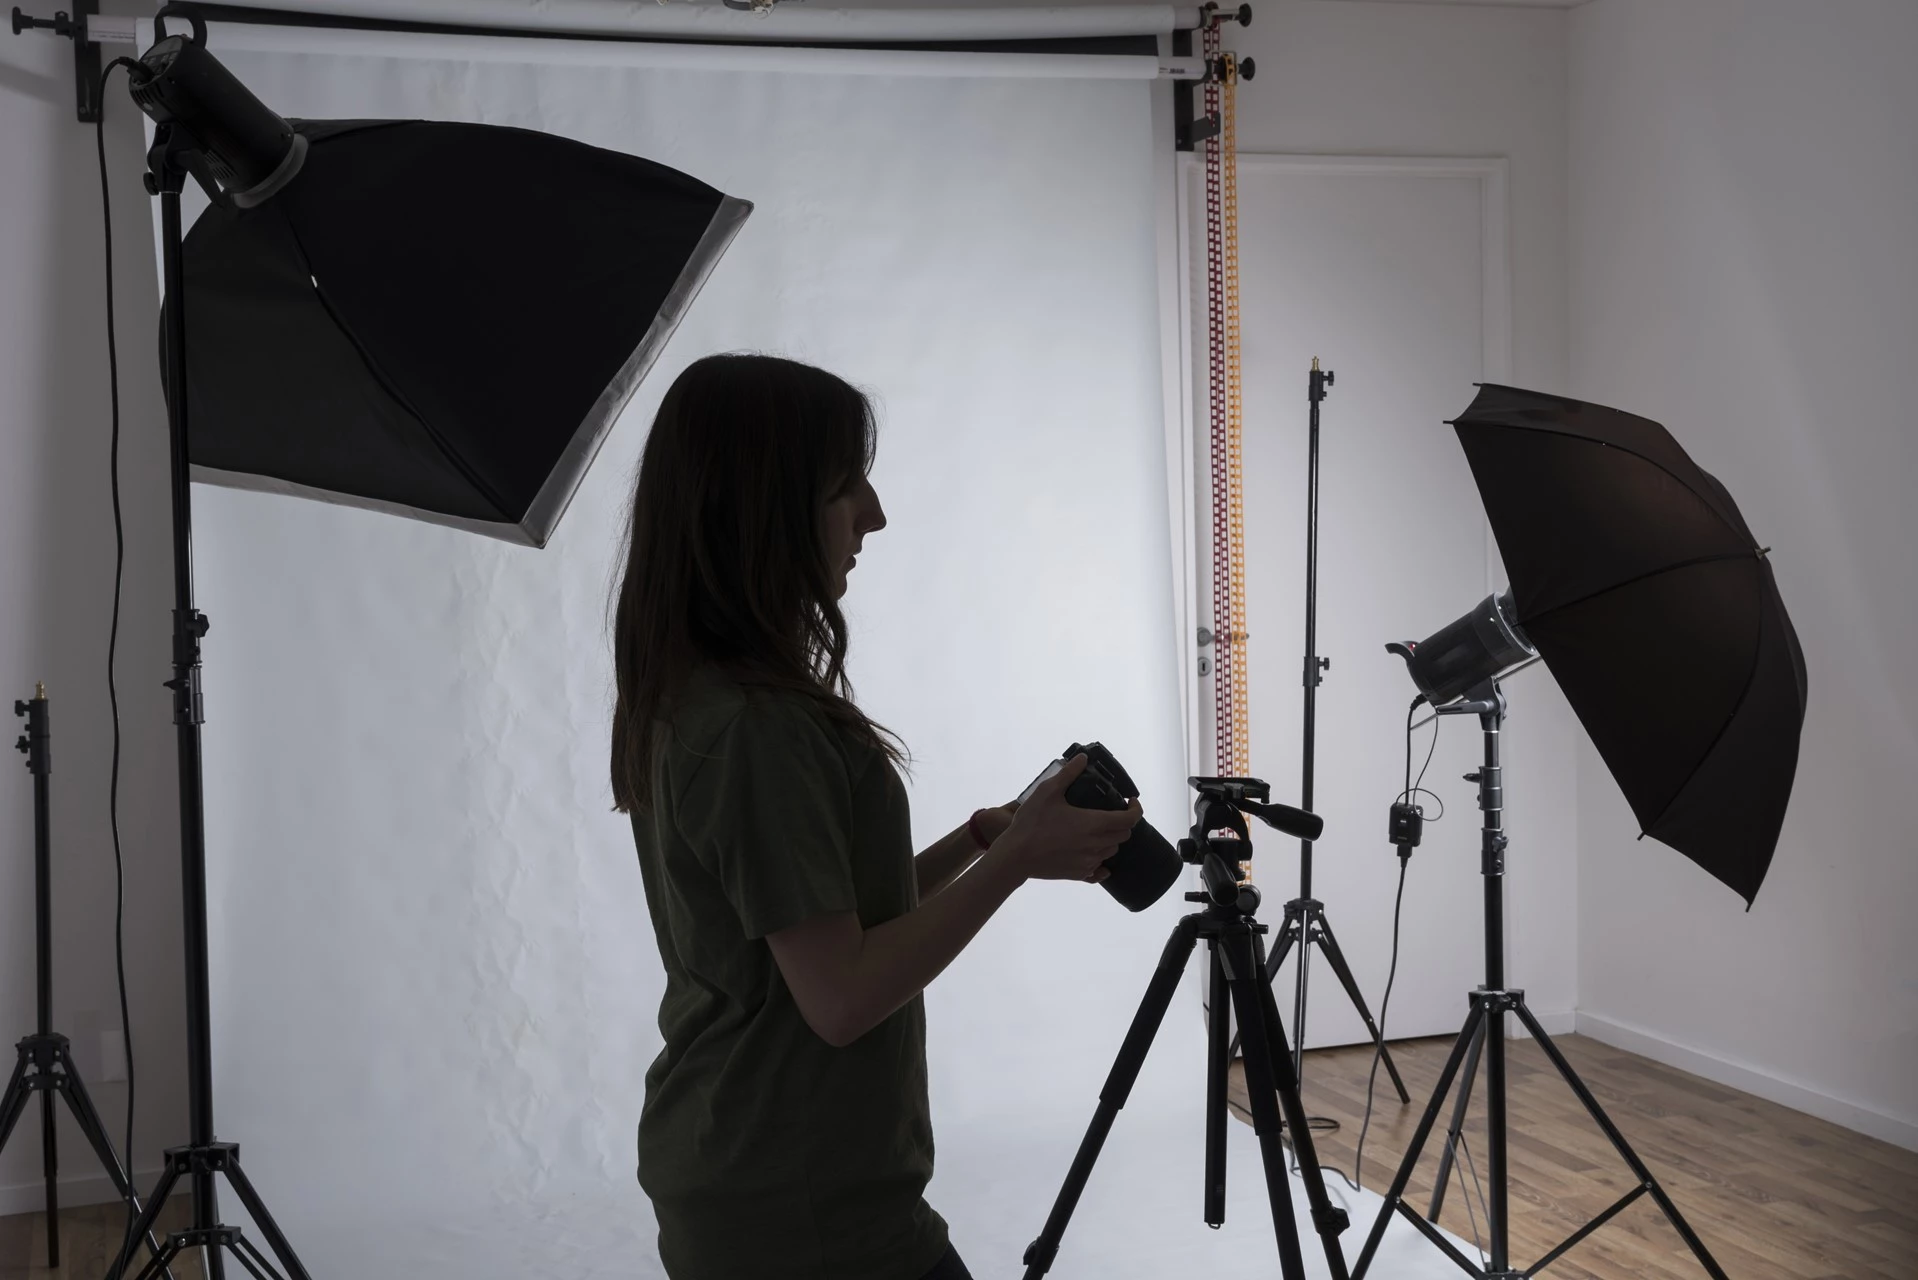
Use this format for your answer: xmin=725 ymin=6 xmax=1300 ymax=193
xmin=1020 ymin=742 xmax=1183 ymax=912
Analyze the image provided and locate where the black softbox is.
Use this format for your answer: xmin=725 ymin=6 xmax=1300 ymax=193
xmin=171 ymin=118 xmax=752 ymax=546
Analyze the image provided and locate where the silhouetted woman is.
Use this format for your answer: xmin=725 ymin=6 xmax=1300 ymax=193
xmin=611 ymin=353 xmax=1138 ymax=1280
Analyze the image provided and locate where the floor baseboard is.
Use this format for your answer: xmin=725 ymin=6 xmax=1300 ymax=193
xmin=1576 ymin=1009 xmax=1918 ymax=1152
xmin=0 ymin=1167 xmax=166 ymax=1219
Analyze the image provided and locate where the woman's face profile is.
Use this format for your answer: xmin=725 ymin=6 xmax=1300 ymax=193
xmin=820 ymin=472 xmax=887 ymax=600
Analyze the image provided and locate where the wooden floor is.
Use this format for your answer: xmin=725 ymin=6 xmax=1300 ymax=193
xmin=4 ymin=1034 xmax=1912 ymax=1279
xmin=0 ymin=1199 xmax=202 ymax=1280
xmin=1230 ymin=1034 xmax=1918 ymax=1280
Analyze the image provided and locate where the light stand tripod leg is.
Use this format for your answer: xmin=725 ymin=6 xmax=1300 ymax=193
xmin=1221 ymin=931 xmax=1311 ymax=1280
xmin=1244 ymin=928 xmax=1351 ymax=1280
xmin=0 ymin=1052 xmax=30 ymax=1148
xmin=1290 ymin=919 xmax=1313 ymax=1085
xmin=1509 ymin=1003 xmax=1730 ymax=1280
xmin=59 ymin=1054 xmax=178 ymax=1277
xmin=130 ymin=1240 xmax=186 ymax=1280
xmin=1351 ymin=1000 xmax=1489 ymax=1280
xmin=107 ymin=1155 xmax=184 ymax=1280
xmin=1205 ymin=945 xmax=1230 ymax=1225
xmin=1429 ymin=1017 xmax=1485 ymax=1222
xmin=1313 ymin=913 xmax=1411 ymax=1103
xmin=1259 ymin=906 xmax=1301 ymax=982
xmin=1022 ymin=918 xmax=1201 ymax=1280
xmin=224 ymin=1154 xmax=315 ymax=1280
xmin=41 ymin=1080 xmax=60 ymax=1266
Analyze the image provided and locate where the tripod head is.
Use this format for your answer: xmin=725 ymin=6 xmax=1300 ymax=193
xmin=1178 ymin=777 xmax=1323 ymax=912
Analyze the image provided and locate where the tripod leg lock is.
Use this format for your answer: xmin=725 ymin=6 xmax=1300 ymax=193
xmin=1313 ymin=1204 xmax=1350 ymax=1236
xmin=1022 ymin=1238 xmax=1058 ymax=1271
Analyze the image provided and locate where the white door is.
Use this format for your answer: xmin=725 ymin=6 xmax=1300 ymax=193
xmin=1194 ymin=157 xmax=1510 ymax=1047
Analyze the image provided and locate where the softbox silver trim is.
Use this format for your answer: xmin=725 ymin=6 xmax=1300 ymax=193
xmin=189 ymin=464 xmax=542 ymax=546
xmin=520 ymin=193 xmax=756 ymax=548
xmin=189 ymin=193 xmax=753 ymax=550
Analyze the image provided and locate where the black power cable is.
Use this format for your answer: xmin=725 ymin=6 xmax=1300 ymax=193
xmin=96 ymin=53 xmax=151 ymax=1274
xmin=1349 ymin=699 xmax=1443 ymax=1191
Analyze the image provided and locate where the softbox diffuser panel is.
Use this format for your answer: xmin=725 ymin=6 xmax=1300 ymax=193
xmin=173 ymin=118 xmax=751 ymax=546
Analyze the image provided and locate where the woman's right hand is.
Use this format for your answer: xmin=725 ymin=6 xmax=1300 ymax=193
xmin=997 ymin=754 xmax=1143 ymax=883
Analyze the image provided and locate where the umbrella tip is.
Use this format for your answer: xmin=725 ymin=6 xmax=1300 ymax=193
xmin=1758 ymin=546 xmax=1772 ymax=558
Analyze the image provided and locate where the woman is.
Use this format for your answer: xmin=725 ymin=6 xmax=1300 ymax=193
xmin=610 ymin=353 xmax=1141 ymax=1280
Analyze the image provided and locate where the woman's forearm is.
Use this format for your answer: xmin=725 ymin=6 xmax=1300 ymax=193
xmin=842 ymin=843 xmax=1026 ymax=1041
xmin=914 ymin=822 xmax=984 ymax=899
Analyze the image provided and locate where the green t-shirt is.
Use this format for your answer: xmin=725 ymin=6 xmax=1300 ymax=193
xmin=631 ymin=667 xmax=948 ymax=1280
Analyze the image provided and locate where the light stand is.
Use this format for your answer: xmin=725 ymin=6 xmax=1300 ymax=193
xmin=0 ymin=688 xmax=173 ymax=1274
xmin=100 ymin=120 xmax=313 ymax=1280
xmin=1023 ymin=780 xmax=1350 ymax=1280
xmin=1349 ymin=682 xmax=1729 ymax=1280
xmin=1241 ymin=361 xmax=1409 ymax=1104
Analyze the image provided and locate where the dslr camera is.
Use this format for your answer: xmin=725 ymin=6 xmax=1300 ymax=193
xmin=1018 ymin=742 xmax=1183 ymax=911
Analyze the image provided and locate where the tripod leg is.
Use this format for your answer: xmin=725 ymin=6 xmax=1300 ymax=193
xmin=201 ymin=1177 xmax=229 ymax=1280
xmin=1260 ymin=911 xmax=1302 ymax=984
xmin=1247 ymin=928 xmax=1351 ymax=1280
xmin=1221 ymin=935 xmax=1311 ymax=1280
xmin=1291 ymin=919 xmax=1314 ymax=1085
xmin=1510 ymin=1003 xmax=1731 ymax=1280
xmin=1205 ymin=944 xmax=1230 ymax=1226
xmin=1313 ymin=915 xmax=1411 ymax=1104
xmin=0 ymin=1052 xmax=31 ymax=1150
xmin=1429 ymin=1018 xmax=1485 ymax=1222
xmin=107 ymin=1157 xmax=182 ymax=1280
xmin=58 ymin=1051 xmax=178 ymax=1277
xmin=42 ymin=1082 xmax=60 ymax=1267
xmin=130 ymin=1238 xmax=184 ymax=1280
xmin=1351 ymin=1001 xmax=1488 ymax=1280
xmin=1022 ymin=917 xmax=1201 ymax=1280
xmin=223 ymin=1155 xmax=315 ymax=1280
xmin=1232 ymin=912 xmax=1301 ymax=1060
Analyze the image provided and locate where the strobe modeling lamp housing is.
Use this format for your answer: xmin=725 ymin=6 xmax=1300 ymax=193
xmin=130 ymin=32 xmax=307 ymax=208
xmin=1388 ymin=590 xmax=1537 ymax=707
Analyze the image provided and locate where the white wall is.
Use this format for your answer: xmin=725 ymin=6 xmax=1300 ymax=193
xmin=1225 ymin=0 xmax=1580 ymax=1025
xmin=0 ymin=10 xmax=189 ymax=1210
xmin=1569 ymin=0 xmax=1918 ymax=1149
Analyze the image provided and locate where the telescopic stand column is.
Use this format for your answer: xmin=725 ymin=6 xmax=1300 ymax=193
xmin=1022 ymin=853 xmax=1350 ymax=1280
xmin=102 ymin=124 xmax=313 ymax=1280
xmin=1248 ymin=362 xmax=1408 ymax=1105
xmin=0 ymin=688 xmax=173 ymax=1274
xmin=1350 ymin=684 xmax=1730 ymax=1280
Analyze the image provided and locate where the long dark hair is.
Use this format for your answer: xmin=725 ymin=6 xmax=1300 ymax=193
xmin=610 ymin=353 xmax=904 ymax=814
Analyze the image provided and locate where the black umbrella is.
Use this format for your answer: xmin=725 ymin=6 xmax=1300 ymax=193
xmin=1450 ymin=383 xmax=1807 ymax=904
xmin=172 ymin=118 xmax=751 ymax=546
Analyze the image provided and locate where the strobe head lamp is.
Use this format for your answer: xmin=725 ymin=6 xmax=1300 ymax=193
xmin=1387 ymin=590 xmax=1537 ymax=708
xmin=130 ymin=15 xmax=307 ymax=208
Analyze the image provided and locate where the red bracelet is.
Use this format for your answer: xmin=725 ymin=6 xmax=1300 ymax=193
xmin=966 ymin=809 xmax=993 ymax=850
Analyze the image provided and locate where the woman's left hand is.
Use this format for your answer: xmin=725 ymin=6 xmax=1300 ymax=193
xmin=970 ymin=802 xmax=1019 ymax=849
xmin=974 ymin=801 xmax=1109 ymax=883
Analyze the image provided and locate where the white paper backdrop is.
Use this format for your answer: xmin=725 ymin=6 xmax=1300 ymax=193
xmin=151 ymin=23 xmax=1190 ymax=1278
xmin=133 ymin=22 xmax=1469 ymax=1277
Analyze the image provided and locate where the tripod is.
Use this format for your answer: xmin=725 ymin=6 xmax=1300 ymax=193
xmin=100 ymin=115 xmax=314 ymax=1280
xmin=1243 ymin=361 xmax=1408 ymax=1106
xmin=1351 ymin=684 xmax=1729 ymax=1280
xmin=1023 ymin=783 xmax=1351 ymax=1280
xmin=1 ymin=688 xmax=172 ymax=1273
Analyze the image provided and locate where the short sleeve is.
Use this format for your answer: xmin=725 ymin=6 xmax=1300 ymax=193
xmin=673 ymin=695 xmax=858 ymax=940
